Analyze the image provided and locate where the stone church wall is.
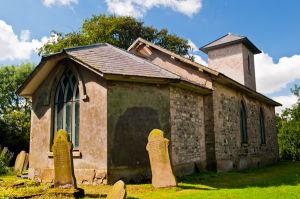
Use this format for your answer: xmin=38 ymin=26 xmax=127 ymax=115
xmin=107 ymin=81 xmax=171 ymax=183
xmin=170 ymin=87 xmax=206 ymax=176
xmin=212 ymin=83 xmax=278 ymax=171
xmin=29 ymin=60 xmax=108 ymax=185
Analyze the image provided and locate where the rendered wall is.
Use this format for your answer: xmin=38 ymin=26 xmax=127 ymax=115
xmin=107 ymin=81 xmax=171 ymax=183
xmin=29 ymin=60 xmax=108 ymax=185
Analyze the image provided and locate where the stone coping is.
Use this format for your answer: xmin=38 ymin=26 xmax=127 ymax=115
xmin=48 ymin=151 xmax=82 ymax=158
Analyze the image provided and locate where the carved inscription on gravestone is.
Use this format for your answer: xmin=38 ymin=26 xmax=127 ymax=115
xmin=146 ymin=129 xmax=177 ymax=188
xmin=106 ymin=180 xmax=126 ymax=199
xmin=52 ymin=130 xmax=76 ymax=188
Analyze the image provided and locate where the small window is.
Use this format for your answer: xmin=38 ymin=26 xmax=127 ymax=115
xmin=259 ymin=108 xmax=266 ymax=144
xmin=54 ymin=69 xmax=80 ymax=148
xmin=240 ymin=101 xmax=248 ymax=144
xmin=247 ymin=55 xmax=251 ymax=74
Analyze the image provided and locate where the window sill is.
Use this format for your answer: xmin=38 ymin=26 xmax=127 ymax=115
xmin=48 ymin=151 xmax=82 ymax=158
xmin=241 ymin=143 xmax=249 ymax=147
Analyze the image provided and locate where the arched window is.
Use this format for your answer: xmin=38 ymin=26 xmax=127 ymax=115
xmin=240 ymin=101 xmax=248 ymax=144
xmin=259 ymin=108 xmax=266 ymax=144
xmin=54 ymin=69 xmax=80 ymax=148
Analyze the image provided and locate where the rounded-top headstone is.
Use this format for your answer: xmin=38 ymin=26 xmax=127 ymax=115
xmin=106 ymin=180 xmax=126 ymax=199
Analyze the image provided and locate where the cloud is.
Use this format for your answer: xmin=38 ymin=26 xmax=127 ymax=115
xmin=42 ymin=0 xmax=78 ymax=7
xmin=187 ymin=39 xmax=207 ymax=66
xmin=0 ymin=20 xmax=49 ymax=61
xmin=255 ymin=53 xmax=300 ymax=94
xmin=272 ymin=95 xmax=298 ymax=114
xmin=105 ymin=0 xmax=203 ymax=18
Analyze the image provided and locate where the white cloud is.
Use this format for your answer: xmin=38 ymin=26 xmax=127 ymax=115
xmin=272 ymin=95 xmax=298 ymax=114
xmin=255 ymin=53 xmax=300 ymax=94
xmin=105 ymin=0 xmax=203 ymax=18
xmin=0 ymin=20 xmax=49 ymax=61
xmin=188 ymin=39 xmax=199 ymax=52
xmin=42 ymin=0 xmax=78 ymax=7
xmin=187 ymin=39 xmax=207 ymax=66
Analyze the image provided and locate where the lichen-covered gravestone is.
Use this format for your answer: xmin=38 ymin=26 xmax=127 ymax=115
xmin=52 ymin=129 xmax=76 ymax=188
xmin=14 ymin=151 xmax=27 ymax=174
xmin=146 ymin=129 xmax=177 ymax=188
xmin=106 ymin=180 xmax=126 ymax=199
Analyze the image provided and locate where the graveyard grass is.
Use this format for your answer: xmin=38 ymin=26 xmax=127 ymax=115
xmin=0 ymin=161 xmax=299 ymax=199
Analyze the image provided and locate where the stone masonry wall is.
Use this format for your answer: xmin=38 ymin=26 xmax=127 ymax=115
xmin=213 ymin=83 xmax=278 ymax=171
xmin=170 ymin=86 xmax=206 ymax=175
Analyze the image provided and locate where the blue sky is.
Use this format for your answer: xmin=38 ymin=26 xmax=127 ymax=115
xmin=0 ymin=0 xmax=299 ymax=112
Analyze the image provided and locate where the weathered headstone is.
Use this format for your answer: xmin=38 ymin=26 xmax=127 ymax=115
xmin=14 ymin=151 xmax=27 ymax=174
xmin=52 ymin=129 xmax=76 ymax=188
xmin=22 ymin=153 xmax=29 ymax=171
xmin=146 ymin=129 xmax=177 ymax=188
xmin=106 ymin=180 xmax=126 ymax=199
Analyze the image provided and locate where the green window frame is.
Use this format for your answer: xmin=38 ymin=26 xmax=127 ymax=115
xmin=54 ymin=69 xmax=80 ymax=148
xmin=259 ymin=108 xmax=266 ymax=144
xmin=240 ymin=101 xmax=248 ymax=144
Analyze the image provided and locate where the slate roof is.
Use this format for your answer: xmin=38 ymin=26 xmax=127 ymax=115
xmin=64 ymin=43 xmax=179 ymax=80
xmin=200 ymin=33 xmax=261 ymax=54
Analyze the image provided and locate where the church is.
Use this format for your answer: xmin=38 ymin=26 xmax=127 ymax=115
xmin=18 ymin=33 xmax=280 ymax=184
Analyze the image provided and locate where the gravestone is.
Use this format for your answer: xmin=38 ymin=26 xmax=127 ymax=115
xmin=52 ymin=129 xmax=76 ymax=188
xmin=106 ymin=180 xmax=126 ymax=199
xmin=146 ymin=129 xmax=177 ymax=188
xmin=22 ymin=154 xmax=29 ymax=171
xmin=14 ymin=151 xmax=27 ymax=174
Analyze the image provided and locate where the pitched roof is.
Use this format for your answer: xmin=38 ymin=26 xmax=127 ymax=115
xmin=200 ymin=33 xmax=261 ymax=54
xmin=64 ymin=43 xmax=179 ymax=79
xmin=128 ymin=37 xmax=219 ymax=76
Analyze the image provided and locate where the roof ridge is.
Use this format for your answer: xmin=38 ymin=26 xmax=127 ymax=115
xmin=105 ymin=42 xmax=180 ymax=79
xmin=64 ymin=43 xmax=106 ymax=52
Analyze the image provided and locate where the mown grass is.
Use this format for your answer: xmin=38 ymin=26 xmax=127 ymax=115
xmin=0 ymin=161 xmax=299 ymax=199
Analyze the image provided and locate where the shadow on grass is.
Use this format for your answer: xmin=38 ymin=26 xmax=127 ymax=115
xmin=178 ymin=161 xmax=300 ymax=189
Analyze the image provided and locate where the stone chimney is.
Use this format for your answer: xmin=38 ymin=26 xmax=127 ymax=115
xmin=200 ymin=33 xmax=261 ymax=91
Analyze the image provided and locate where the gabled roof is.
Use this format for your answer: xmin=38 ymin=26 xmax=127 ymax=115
xmin=17 ymin=43 xmax=181 ymax=97
xmin=128 ymin=37 xmax=219 ymax=76
xmin=65 ymin=43 xmax=180 ymax=79
xmin=128 ymin=37 xmax=280 ymax=106
xmin=200 ymin=33 xmax=261 ymax=54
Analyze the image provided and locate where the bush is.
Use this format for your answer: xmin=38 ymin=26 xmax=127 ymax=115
xmin=277 ymin=85 xmax=300 ymax=161
xmin=0 ymin=145 xmax=14 ymax=174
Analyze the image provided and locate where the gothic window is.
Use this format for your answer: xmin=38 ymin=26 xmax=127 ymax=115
xmin=259 ymin=108 xmax=266 ymax=144
xmin=54 ymin=69 xmax=80 ymax=148
xmin=240 ymin=101 xmax=248 ymax=144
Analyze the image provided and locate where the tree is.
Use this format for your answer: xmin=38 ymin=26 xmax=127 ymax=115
xmin=39 ymin=15 xmax=192 ymax=58
xmin=0 ymin=63 xmax=34 ymax=154
xmin=277 ymin=85 xmax=300 ymax=161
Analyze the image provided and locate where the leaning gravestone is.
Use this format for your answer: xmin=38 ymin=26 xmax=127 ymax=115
xmin=22 ymin=153 xmax=29 ymax=171
xmin=14 ymin=151 xmax=27 ymax=175
xmin=52 ymin=129 xmax=76 ymax=188
xmin=106 ymin=180 xmax=126 ymax=199
xmin=146 ymin=129 xmax=177 ymax=188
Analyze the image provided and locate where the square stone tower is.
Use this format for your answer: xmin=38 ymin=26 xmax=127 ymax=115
xmin=200 ymin=33 xmax=261 ymax=90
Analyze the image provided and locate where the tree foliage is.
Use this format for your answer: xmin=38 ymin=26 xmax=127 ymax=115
xmin=277 ymin=85 xmax=300 ymax=160
xmin=39 ymin=15 xmax=192 ymax=58
xmin=0 ymin=63 xmax=34 ymax=155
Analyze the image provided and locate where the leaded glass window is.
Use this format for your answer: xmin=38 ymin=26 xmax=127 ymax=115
xmin=240 ymin=101 xmax=248 ymax=144
xmin=259 ymin=108 xmax=266 ymax=144
xmin=54 ymin=69 xmax=80 ymax=148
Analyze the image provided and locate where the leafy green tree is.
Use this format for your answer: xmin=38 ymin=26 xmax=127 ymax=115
xmin=277 ymin=85 xmax=300 ymax=160
xmin=0 ymin=63 xmax=34 ymax=154
xmin=39 ymin=15 xmax=192 ymax=58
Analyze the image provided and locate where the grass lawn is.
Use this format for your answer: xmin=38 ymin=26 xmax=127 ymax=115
xmin=0 ymin=161 xmax=299 ymax=198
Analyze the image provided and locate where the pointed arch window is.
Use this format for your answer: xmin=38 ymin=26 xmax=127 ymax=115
xmin=247 ymin=55 xmax=251 ymax=74
xmin=259 ymin=108 xmax=266 ymax=144
xmin=240 ymin=101 xmax=248 ymax=144
xmin=54 ymin=69 xmax=80 ymax=148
